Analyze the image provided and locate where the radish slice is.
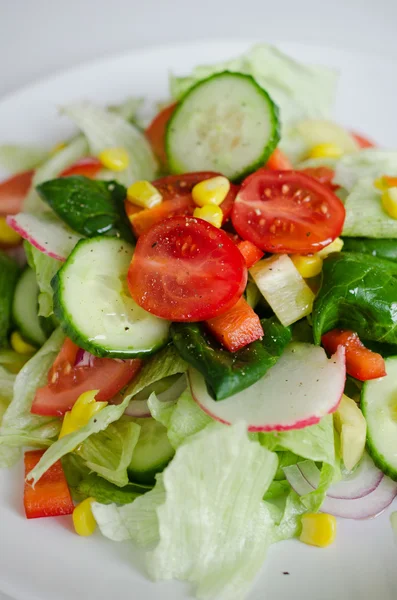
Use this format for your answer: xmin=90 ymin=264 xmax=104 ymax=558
xmin=299 ymin=454 xmax=384 ymax=500
xmin=284 ymin=464 xmax=397 ymax=520
xmin=7 ymin=213 xmax=81 ymax=261
xmin=189 ymin=343 xmax=345 ymax=432
xmin=124 ymin=375 xmax=187 ymax=418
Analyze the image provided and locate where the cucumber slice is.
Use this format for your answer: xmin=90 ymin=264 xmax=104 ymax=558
xmin=128 ymin=418 xmax=175 ymax=485
xmin=12 ymin=268 xmax=47 ymax=346
xmin=0 ymin=251 xmax=20 ymax=348
xmin=166 ymin=71 xmax=280 ymax=182
xmin=361 ymin=357 xmax=397 ymax=480
xmin=53 ymin=236 xmax=170 ymax=358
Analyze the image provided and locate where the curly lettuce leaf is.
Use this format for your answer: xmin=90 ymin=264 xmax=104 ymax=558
xmin=334 ymin=149 xmax=397 ymax=192
xmin=25 ymin=242 xmax=62 ymax=317
xmin=342 ymin=178 xmax=397 ymax=238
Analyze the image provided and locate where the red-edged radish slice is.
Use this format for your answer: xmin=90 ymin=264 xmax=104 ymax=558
xmin=7 ymin=213 xmax=81 ymax=261
xmin=299 ymin=454 xmax=384 ymax=500
xmin=189 ymin=343 xmax=346 ymax=432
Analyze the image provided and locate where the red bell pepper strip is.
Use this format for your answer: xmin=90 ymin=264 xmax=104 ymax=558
xmin=236 ymin=240 xmax=264 ymax=268
xmin=24 ymin=449 xmax=74 ymax=519
xmin=321 ymin=330 xmax=386 ymax=381
xmin=265 ymin=148 xmax=292 ymax=170
xmin=60 ymin=157 xmax=102 ymax=178
xmin=206 ymin=297 xmax=264 ymax=353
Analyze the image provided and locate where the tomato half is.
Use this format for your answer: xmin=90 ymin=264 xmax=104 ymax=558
xmin=60 ymin=157 xmax=102 ymax=178
xmin=31 ymin=338 xmax=141 ymax=416
xmin=0 ymin=170 xmax=34 ymax=215
xmin=351 ymin=132 xmax=376 ymax=149
xmin=125 ymin=172 xmax=238 ymax=237
xmin=127 ymin=215 xmax=247 ymax=322
xmin=299 ymin=166 xmax=338 ymax=192
xmin=145 ymin=103 xmax=177 ymax=166
xmin=232 ymin=169 xmax=345 ymax=254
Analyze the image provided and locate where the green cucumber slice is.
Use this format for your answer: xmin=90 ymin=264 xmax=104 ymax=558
xmin=361 ymin=356 xmax=397 ymax=480
xmin=52 ymin=236 xmax=170 ymax=358
xmin=12 ymin=267 xmax=47 ymax=346
xmin=166 ymin=71 xmax=280 ymax=182
xmin=128 ymin=418 xmax=175 ymax=485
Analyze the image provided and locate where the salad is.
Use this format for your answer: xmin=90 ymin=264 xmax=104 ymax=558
xmin=1 ymin=43 xmax=397 ymax=600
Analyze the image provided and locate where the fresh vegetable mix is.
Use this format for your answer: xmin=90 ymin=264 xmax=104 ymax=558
xmin=1 ymin=43 xmax=397 ymax=600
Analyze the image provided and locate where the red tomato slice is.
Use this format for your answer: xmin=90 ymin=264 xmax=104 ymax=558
xmin=60 ymin=157 xmax=102 ymax=178
xmin=206 ymin=297 xmax=264 ymax=352
xmin=232 ymin=169 xmax=345 ymax=254
xmin=127 ymin=215 xmax=247 ymax=322
xmin=351 ymin=132 xmax=376 ymax=149
xmin=145 ymin=103 xmax=177 ymax=165
xmin=299 ymin=166 xmax=338 ymax=192
xmin=31 ymin=338 xmax=141 ymax=416
xmin=322 ymin=330 xmax=386 ymax=381
xmin=0 ymin=170 xmax=34 ymax=215
xmin=265 ymin=149 xmax=292 ymax=170
xmin=24 ymin=450 xmax=74 ymax=519
xmin=125 ymin=172 xmax=237 ymax=237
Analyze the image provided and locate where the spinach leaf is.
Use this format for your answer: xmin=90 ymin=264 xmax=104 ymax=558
xmin=77 ymin=473 xmax=149 ymax=505
xmin=0 ymin=252 xmax=20 ymax=348
xmin=342 ymin=237 xmax=397 ymax=261
xmin=36 ymin=176 xmax=134 ymax=242
xmin=171 ymin=317 xmax=291 ymax=401
xmin=312 ymin=252 xmax=397 ymax=344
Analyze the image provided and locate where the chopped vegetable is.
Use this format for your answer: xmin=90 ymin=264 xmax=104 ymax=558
xmin=236 ymin=240 xmax=264 ymax=268
xmin=381 ymin=187 xmax=397 ymax=219
xmin=10 ymin=331 xmax=36 ymax=355
xmin=206 ymin=297 xmax=263 ymax=352
xmin=59 ymin=390 xmax=108 ymax=440
xmin=300 ymin=513 xmax=337 ymax=547
xmin=127 ymin=180 xmax=162 ymax=209
xmin=73 ymin=497 xmax=97 ymax=536
xmin=334 ymin=394 xmax=366 ymax=471
xmin=60 ymin=156 xmax=102 ymax=178
xmin=308 ymin=143 xmax=343 ymax=159
xmin=98 ymin=147 xmax=129 ymax=172
xmin=191 ymin=175 xmax=230 ymax=207
xmin=290 ymin=254 xmax=323 ymax=278
xmin=322 ymin=330 xmax=386 ymax=381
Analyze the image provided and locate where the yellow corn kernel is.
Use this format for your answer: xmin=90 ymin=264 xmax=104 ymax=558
xmin=51 ymin=141 xmax=67 ymax=155
xmin=317 ymin=237 xmax=344 ymax=258
xmin=73 ymin=497 xmax=97 ymax=537
xmin=308 ymin=143 xmax=343 ymax=160
xmin=0 ymin=216 xmax=22 ymax=246
xmin=193 ymin=205 xmax=223 ymax=228
xmin=10 ymin=331 xmax=36 ymax=355
xmin=99 ymin=147 xmax=129 ymax=172
xmin=192 ymin=176 xmax=230 ymax=207
xmin=300 ymin=513 xmax=336 ymax=548
xmin=126 ymin=180 xmax=162 ymax=209
xmin=382 ymin=187 xmax=397 ymax=219
xmin=290 ymin=254 xmax=323 ymax=278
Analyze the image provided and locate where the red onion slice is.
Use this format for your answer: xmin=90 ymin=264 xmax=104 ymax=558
xmin=74 ymin=349 xmax=96 ymax=368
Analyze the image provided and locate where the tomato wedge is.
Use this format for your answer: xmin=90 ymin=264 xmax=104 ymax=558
xmin=232 ymin=169 xmax=345 ymax=254
xmin=24 ymin=450 xmax=74 ymax=519
xmin=322 ymin=330 xmax=386 ymax=381
xmin=145 ymin=103 xmax=177 ymax=165
xmin=60 ymin=157 xmax=102 ymax=178
xmin=299 ymin=166 xmax=338 ymax=192
xmin=31 ymin=338 xmax=141 ymax=416
xmin=128 ymin=215 xmax=247 ymax=322
xmin=351 ymin=132 xmax=376 ymax=149
xmin=206 ymin=297 xmax=264 ymax=352
xmin=125 ymin=172 xmax=238 ymax=237
xmin=265 ymin=149 xmax=292 ymax=170
xmin=0 ymin=170 xmax=34 ymax=215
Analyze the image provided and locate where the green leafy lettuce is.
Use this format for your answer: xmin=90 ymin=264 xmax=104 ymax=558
xmin=334 ymin=149 xmax=397 ymax=192
xmin=342 ymin=178 xmax=397 ymax=238
xmin=0 ymin=144 xmax=48 ymax=174
xmin=25 ymin=242 xmax=62 ymax=317
xmin=312 ymin=252 xmax=397 ymax=344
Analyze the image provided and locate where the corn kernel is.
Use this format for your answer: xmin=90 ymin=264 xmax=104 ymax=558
xmin=300 ymin=513 xmax=336 ymax=548
xmin=192 ymin=176 xmax=230 ymax=207
xmin=126 ymin=180 xmax=162 ymax=209
xmin=193 ymin=205 xmax=223 ymax=228
xmin=0 ymin=217 xmax=22 ymax=246
xmin=73 ymin=497 xmax=97 ymax=537
xmin=99 ymin=147 xmax=129 ymax=172
xmin=291 ymin=254 xmax=323 ymax=278
xmin=51 ymin=141 xmax=67 ymax=155
xmin=10 ymin=331 xmax=36 ymax=355
xmin=382 ymin=187 xmax=397 ymax=219
xmin=317 ymin=238 xmax=344 ymax=258
xmin=308 ymin=143 xmax=343 ymax=160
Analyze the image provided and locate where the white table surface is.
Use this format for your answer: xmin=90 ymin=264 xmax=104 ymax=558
xmin=0 ymin=3 xmax=395 ymax=600
xmin=1 ymin=0 xmax=397 ymax=99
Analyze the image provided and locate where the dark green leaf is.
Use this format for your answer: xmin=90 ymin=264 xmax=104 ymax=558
xmin=0 ymin=251 xmax=20 ymax=348
xmin=171 ymin=317 xmax=291 ymax=401
xmin=312 ymin=252 xmax=397 ymax=344
xmin=77 ymin=473 xmax=150 ymax=505
xmin=342 ymin=237 xmax=397 ymax=261
xmin=36 ymin=176 xmax=134 ymax=242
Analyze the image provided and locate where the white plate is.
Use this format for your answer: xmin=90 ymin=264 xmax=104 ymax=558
xmin=1 ymin=40 xmax=396 ymax=600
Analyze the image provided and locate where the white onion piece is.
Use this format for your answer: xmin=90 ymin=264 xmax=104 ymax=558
xmin=124 ymin=375 xmax=187 ymax=418
xmin=283 ymin=464 xmax=314 ymax=495
xmin=299 ymin=453 xmax=384 ymax=500
xmin=124 ymin=399 xmax=151 ymax=418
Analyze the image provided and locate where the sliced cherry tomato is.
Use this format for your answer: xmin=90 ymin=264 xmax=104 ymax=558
xmin=125 ymin=172 xmax=238 ymax=237
xmin=265 ymin=149 xmax=292 ymax=170
xmin=300 ymin=166 xmax=338 ymax=192
xmin=0 ymin=170 xmax=34 ymax=215
xmin=351 ymin=132 xmax=376 ymax=149
xmin=60 ymin=157 xmax=102 ymax=178
xmin=24 ymin=449 xmax=74 ymax=519
xmin=236 ymin=240 xmax=264 ymax=268
xmin=31 ymin=338 xmax=141 ymax=416
xmin=128 ymin=215 xmax=247 ymax=322
xmin=145 ymin=103 xmax=177 ymax=165
xmin=232 ymin=169 xmax=345 ymax=254
xmin=322 ymin=329 xmax=386 ymax=381
xmin=206 ymin=297 xmax=263 ymax=352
